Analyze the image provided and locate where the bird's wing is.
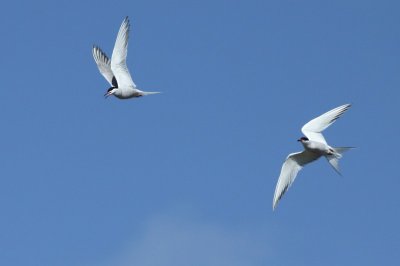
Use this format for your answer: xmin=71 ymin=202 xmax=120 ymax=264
xmin=92 ymin=46 xmax=118 ymax=87
xmin=111 ymin=17 xmax=136 ymax=88
xmin=301 ymin=104 xmax=351 ymax=144
xmin=273 ymin=151 xmax=320 ymax=210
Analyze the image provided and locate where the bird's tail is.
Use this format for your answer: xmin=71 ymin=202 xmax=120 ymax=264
xmin=142 ymin=91 xmax=161 ymax=96
xmin=326 ymin=147 xmax=355 ymax=175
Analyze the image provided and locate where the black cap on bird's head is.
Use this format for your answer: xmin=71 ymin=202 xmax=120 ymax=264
xmin=297 ymin=136 xmax=309 ymax=142
xmin=104 ymin=87 xmax=117 ymax=98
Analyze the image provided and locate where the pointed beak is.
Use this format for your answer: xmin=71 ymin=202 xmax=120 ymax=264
xmin=104 ymin=91 xmax=112 ymax=98
xmin=297 ymin=139 xmax=302 ymax=142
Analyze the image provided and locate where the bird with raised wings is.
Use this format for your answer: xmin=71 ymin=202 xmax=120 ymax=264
xmin=92 ymin=17 xmax=160 ymax=99
xmin=273 ymin=104 xmax=354 ymax=210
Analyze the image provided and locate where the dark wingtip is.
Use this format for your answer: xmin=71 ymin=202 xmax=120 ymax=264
xmin=121 ymin=16 xmax=130 ymax=31
xmin=124 ymin=16 xmax=130 ymax=24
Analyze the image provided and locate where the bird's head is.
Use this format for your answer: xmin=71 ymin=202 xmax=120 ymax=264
xmin=104 ymin=87 xmax=117 ymax=98
xmin=297 ymin=136 xmax=309 ymax=142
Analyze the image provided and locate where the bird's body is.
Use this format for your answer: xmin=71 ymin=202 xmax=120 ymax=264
xmin=300 ymin=140 xmax=335 ymax=156
xmin=92 ymin=17 xmax=160 ymax=99
xmin=273 ymin=104 xmax=353 ymax=210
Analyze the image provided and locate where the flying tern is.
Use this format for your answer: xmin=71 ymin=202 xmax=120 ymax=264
xmin=92 ymin=17 xmax=160 ymax=99
xmin=273 ymin=104 xmax=353 ymax=210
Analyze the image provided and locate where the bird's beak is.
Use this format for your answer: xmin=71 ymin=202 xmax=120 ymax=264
xmin=297 ymin=139 xmax=301 ymax=142
xmin=104 ymin=91 xmax=112 ymax=98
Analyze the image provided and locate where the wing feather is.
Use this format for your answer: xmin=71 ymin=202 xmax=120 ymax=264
xmin=111 ymin=17 xmax=136 ymax=88
xmin=273 ymin=151 xmax=320 ymax=210
xmin=92 ymin=46 xmax=118 ymax=87
xmin=301 ymin=104 xmax=351 ymax=144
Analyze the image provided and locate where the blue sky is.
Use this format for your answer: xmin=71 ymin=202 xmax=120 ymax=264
xmin=0 ymin=0 xmax=399 ymax=265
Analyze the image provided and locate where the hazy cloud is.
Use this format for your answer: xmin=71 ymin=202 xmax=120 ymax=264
xmin=96 ymin=211 xmax=270 ymax=266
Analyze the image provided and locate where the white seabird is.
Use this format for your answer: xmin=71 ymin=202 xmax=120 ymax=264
xmin=273 ymin=104 xmax=354 ymax=210
xmin=93 ymin=17 xmax=160 ymax=99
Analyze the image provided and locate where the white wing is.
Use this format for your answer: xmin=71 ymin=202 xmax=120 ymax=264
xmin=301 ymin=104 xmax=351 ymax=144
xmin=273 ymin=151 xmax=320 ymax=210
xmin=111 ymin=17 xmax=136 ymax=88
xmin=92 ymin=46 xmax=118 ymax=87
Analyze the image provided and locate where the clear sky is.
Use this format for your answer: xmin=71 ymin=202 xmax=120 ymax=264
xmin=0 ymin=0 xmax=399 ymax=265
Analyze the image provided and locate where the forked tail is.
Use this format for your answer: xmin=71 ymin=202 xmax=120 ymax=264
xmin=326 ymin=147 xmax=355 ymax=175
